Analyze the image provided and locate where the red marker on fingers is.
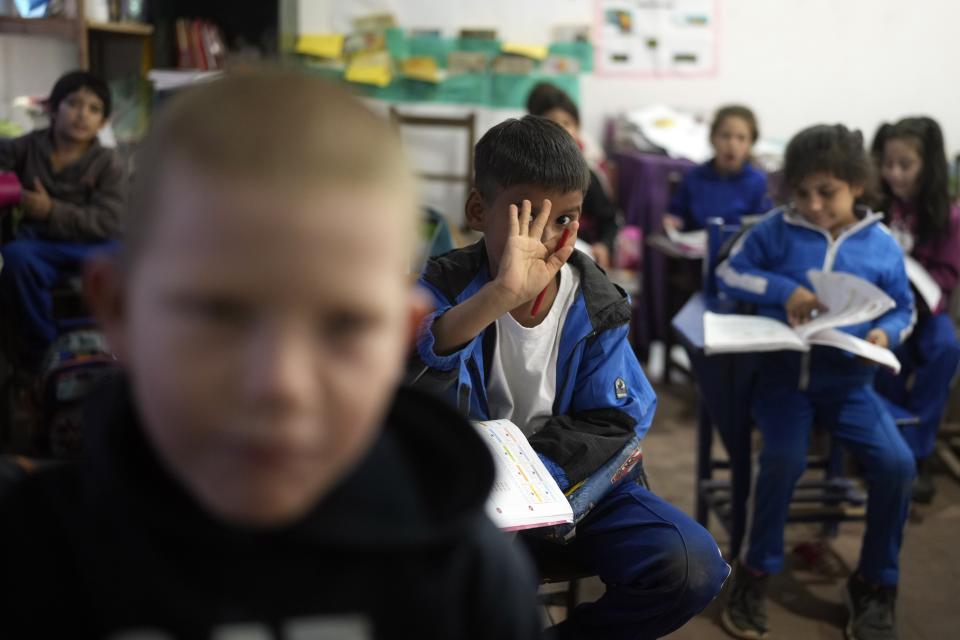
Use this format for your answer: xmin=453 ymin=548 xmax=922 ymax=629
xmin=530 ymin=227 xmax=573 ymax=317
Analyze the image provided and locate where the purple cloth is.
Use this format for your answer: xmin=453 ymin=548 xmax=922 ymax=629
xmin=888 ymin=199 xmax=960 ymax=314
xmin=615 ymin=151 xmax=695 ymax=350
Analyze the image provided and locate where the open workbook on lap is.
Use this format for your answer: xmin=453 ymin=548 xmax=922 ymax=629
xmin=704 ymin=269 xmax=903 ymax=373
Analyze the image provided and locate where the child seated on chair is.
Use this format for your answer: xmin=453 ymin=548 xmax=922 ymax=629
xmin=718 ymin=124 xmax=916 ymax=640
xmin=411 ymin=114 xmax=730 ymax=639
xmin=872 ymin=116 xmax=960 ymax=504
xmin=0 ymin=70 xmax=125 ymax=371
xmin=0 ymin=70 xmax=542 ymax=639
xmin=664 ymin=105 xmax=771 ymax=232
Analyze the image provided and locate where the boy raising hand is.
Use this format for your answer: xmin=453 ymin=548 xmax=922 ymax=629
xmin=429 ymin=197 xmax=578 ymax=354
xmin=412 ymin=116 xmax=729 ymax=639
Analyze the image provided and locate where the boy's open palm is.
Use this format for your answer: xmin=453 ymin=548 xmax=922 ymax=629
xmin=494 ymin=199 xmax=578 ymax=306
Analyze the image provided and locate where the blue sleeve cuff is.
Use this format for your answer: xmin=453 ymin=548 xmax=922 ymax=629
xmin=416 ymin=308 xmax=475 ymax=371
xmin=771 ymin=277 xmax=800 ymax=307
xmin=874 ymin=318 xmax=909 ymax=350
xmin=538 ymin=453 xmax=571 ymax=492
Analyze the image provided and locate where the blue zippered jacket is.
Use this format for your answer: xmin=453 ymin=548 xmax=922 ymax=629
xmin=409 ymin=241 xmax=656 ymax=493
xmin=670 ymin=160 xmax=772 ymax=230
xmin=717 ymin=206 xmax=915 ymax=378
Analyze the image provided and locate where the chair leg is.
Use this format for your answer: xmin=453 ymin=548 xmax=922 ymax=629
xmin=935 ymin=439 xmax=960 ymax=482
xmin=566 ymin=578 xmax=579 ymax=613
xmin=820 ymin=437 xmax=844 ymax=538
xmin=695 ymin=401 xmax=713 ymax=526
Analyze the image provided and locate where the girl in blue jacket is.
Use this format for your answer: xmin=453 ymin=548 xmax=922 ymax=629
xmin=664 ymin=105 xmax=772 ymax=232
xmin=717 ymin=125 xmax=915 ymax=640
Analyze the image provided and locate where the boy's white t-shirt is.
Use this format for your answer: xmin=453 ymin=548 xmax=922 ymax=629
xmin=487 ymin=263 xmax=581 ymax=437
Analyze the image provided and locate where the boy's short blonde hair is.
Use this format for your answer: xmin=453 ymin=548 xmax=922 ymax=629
xmin=127 ymin=68 xmax=415 ymax=265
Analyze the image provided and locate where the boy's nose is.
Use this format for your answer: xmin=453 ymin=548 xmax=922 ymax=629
xmin=244 ymin=326 xmax=315 ymax=411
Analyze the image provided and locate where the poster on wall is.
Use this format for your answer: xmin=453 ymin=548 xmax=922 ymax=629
xmin=594 ymin=0 xmax=718 ymax=77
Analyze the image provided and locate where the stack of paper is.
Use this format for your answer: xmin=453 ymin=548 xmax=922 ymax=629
xmin=904 ymin=255 xmax=942 ymax=312
xmin=666 ymin=226 xmax=707 ymax=257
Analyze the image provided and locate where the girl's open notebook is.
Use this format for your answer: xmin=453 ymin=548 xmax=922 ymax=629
xmin=703 ymin=270 xmax=902 ymax=373
xmin=472 ymin=420 xmax=574 ymax=532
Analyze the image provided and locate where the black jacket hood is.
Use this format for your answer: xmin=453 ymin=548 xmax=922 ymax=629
xmin=82 ymin=374 xmax=497 ymax=550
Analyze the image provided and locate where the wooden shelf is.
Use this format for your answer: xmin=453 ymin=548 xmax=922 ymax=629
xmin=0 ymin=16 xmax=79 ymax=39
xmin=86 ymin=20 xmax=153 ymax=36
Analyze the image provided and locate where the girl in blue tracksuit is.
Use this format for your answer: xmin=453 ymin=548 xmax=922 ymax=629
xmin=872 ymin=117 xmax=960 ymax=504
xmin=664 ymin=105 xmax=772 ymax=232
xmin=717 ymin=125 xmax=915 ymax=640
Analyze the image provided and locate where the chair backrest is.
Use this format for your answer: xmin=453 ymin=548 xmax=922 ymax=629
xmin=702 ymin=217 xmax=742 ymax=297
xmin=388 ymin=107 xmax=477 ymax=195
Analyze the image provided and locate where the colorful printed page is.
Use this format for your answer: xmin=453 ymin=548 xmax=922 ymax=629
xmin=473 ymin=419 xmax=573 ymax=532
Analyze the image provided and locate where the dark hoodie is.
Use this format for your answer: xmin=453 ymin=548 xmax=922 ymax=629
xmin=0 ymin=127 xmax=125 ymax=241
xmin=0 ymin=377 xmax=541 ymax=639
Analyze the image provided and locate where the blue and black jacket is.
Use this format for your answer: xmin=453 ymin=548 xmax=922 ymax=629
xmin=410 ymin=242 xmax=656 ymax=525
xmin=718 ymin=206 xmax=915 ymax=384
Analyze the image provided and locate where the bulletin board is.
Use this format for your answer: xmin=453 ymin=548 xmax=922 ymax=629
xmin=593 ymin=0 xmax=719 ymax=77
xmin=298 ymin=29 xmax=591 ymax=109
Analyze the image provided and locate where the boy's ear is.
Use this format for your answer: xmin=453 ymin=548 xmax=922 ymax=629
xmin=464 ymin=188 xmax=487 ymax=232
xmin=851 ymin=182 xmax=865 ymax=199
xmin=84 ymin=255 xmax=128 ymax=362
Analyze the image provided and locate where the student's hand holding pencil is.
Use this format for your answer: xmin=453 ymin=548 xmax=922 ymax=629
xmin=785 ymin=286 xmax=827 ymax=327
xmin=493 ymin=198 xmax=578 ymax=309
xmin=429 ymin=198 xmax=577 ymax=355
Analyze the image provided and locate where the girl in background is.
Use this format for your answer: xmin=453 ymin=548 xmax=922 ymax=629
xmin=872 ymin=116 xmax=960 ymax=504
xmin=664 ymin=105 xmax=771 ymax=231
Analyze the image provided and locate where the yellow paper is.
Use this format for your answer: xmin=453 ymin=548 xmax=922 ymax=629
xmin=402 ymin=56 xmax=440 ymax=83
xmin=296 ymin=34 xmax=345 ymax=59
xmin=345 ymin=53 xmax=392 ymax=87
xmin=501 ymin=42 xmax=548 ymax=60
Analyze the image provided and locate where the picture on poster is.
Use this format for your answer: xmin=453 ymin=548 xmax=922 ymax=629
xmin=594 ymin=0 xmax=718 ymax=76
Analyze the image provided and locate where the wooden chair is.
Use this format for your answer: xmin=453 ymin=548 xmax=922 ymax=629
xmin=526 ymin=460 xmax=651 ymax=618
xmin=388 ymin=107 xmax=476 ymax=246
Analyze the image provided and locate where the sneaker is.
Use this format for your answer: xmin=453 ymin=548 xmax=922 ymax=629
xmin=912 ymin=459 xmax=935 ymax=504
xmin=844 ymin=573 xmax=898 ymax=640
xmin=721 ymin=563 xmax=769 ymax=639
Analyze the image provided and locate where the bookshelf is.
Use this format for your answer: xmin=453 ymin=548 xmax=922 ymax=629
xmin=0 ymin=13 xmax=153 ymax=74
xmin=0 ymin=16 xmax=79 ymax=39
xmin=87 ymin=21 xmax=154 ymax=37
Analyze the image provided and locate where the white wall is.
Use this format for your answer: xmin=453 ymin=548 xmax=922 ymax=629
xmin=579 ymin=0 xmax=960 ymax=156
xmin=303 ymin=0 xmax=960 ymax=154
xmin=0 ymin=35 xmax=77 ymax=126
